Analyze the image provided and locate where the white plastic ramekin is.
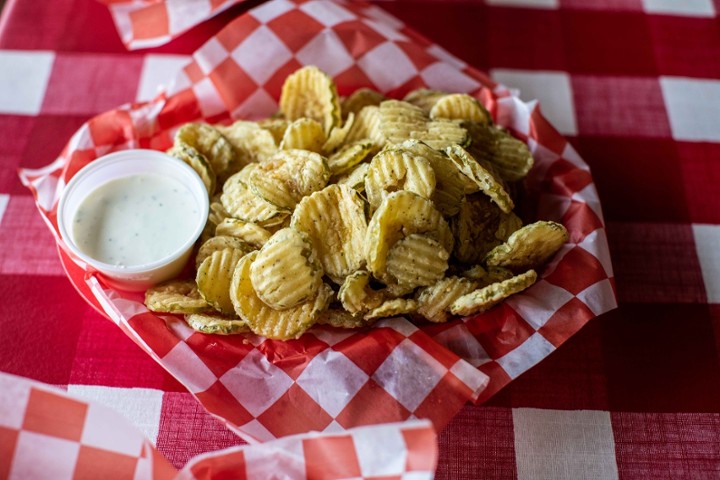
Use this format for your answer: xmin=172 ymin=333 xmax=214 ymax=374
xmin=57 ymin=149 xmax=209 ymax=292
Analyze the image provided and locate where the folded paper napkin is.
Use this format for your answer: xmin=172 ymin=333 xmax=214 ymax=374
xmin=20 ymin=0 xmax=616 ymax=445
xmin=0 ymin=371 xmax=437 ymax=479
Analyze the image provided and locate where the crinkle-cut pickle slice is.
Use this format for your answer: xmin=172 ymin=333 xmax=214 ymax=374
xmin=185 ymin=312 xmax=250 ymax=335
xmin=230 ymin=251 xmax=333 ymax=340
xmin=279 ymin=65 xmax=341 ymax=135
xmin=145 ymin=280 xmax=209 ymax=314
xmin=484 ymin=221 xmax=569 ymax=271
xmin=451 ymin=270 xmax=537 ymax=316
xmin=196 ymin=247 xmax=246 ymax=316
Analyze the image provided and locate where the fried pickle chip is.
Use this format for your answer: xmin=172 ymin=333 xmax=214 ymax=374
xmin=258 ymin=118 xmax=289 ymax=146
xmin=327 ymin=140 xmax=373 ymax=176
xmin=291 ymin=184 xmax=367 ymax=284
xmin=323 ymin=113 xmax=355 ymax=154
xmin=462 ymin=264 xmax=514 ymax=287
xmin=335 ymin=162 xmax=370 ymax=192
xmin=316 ymin=308 xmax=371 ymax=329
xmin=416 ymin=276 xmax=478 ymax=323
xmin=342 ymin=88 xmax=385 ymax=118
xmin=167 ymin=143 xmax=216 ymax=195
xmin=451 ymin=270 xmax=537 ymax=316
xmin=217 ymin=120 xmax=278 ymax=165
xmin=145 ymin=280 xmax=210 ymax=314
xmin=279 ymin=65 xmax=341 ymax=135
xmin=429 ymin=93 xmax=491 ymax=124
xmin=250 ymin=228 xmax=323 ymax=310
xmin=215 ymin=218 xmax=272 ymax=248
xmin=366 ymin=190 xmax=453 ymax=284
xmin=364 ymin=298 xmax=419 ymax=321
xmin=484 ymin=221 xmax=569 ymax=271
xmin=344 ymin=105 xmax=384 ymax=149
xmin=445 ymin=144 xmax=514 ymax=213
xmin=196 ymin=247 xmax=246 ymax=316
xmin=196 ymin=235 xmax=255 ymax=270
xmin=185 ymin=312 xmax=250 ymax=335
xmin=221 ymin=165 xmax=290 ymax=226
xmin=386 ymin=234 xmax=450 ymax=288
xmin=279 ymin=117 xmax=326 ymax=153
xmin=230 ymin=251 xmax=333 ymax=339
xmin=338 ymin=270 xmax=385 ymax=314
xmin=365 ymin=147 xmax=436 ymax=209
xmin=466 ymin=123 xmax=534 ymax=182
xmin=403 ymin=88 xmax=447 ymax=112
xmin=379 ymin=100 xmax=469 ymax=150
xmin=176 ymin=123 xmax=237 ymax=182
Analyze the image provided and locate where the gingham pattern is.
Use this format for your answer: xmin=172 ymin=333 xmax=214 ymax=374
xmin=3 ymin=0 xmax=720 ymax=478
xmin=18 ymin=0 xmax=614 ymax=443
xmin=0 ymin=371 xmax=436 ymax=480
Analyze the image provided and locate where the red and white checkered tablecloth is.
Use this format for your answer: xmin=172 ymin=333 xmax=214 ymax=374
xmin=1 ymin=0 xmax=719 ymax=478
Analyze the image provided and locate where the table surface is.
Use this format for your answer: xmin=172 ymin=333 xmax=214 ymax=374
xmin=1 ymin=0 xmax=720 ymax=478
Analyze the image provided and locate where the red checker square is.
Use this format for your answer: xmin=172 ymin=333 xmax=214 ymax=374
xmin=23 ymin=388 xmax=87 ymax=441
xmin=0 ymin=116 xmax=35 ymax=192
xmin=336 ymin=379 xmax=411 ymax=428
xmin=572 ymin=75 xmax=671 ymax=138
xmin=191 ymin=451 xmax=248 ymax=480
xmin=561 ymin=201 xmax=605 ymax=242
xmin=648 ymin=16 xmax=720 ymax=78
xmin=678 ymin=142 xmax=720 ymax=224
xmin=530 ymin=108 xmax=568 ymax=156
xmin=73 ymin=446 xmax=138 ymax=480
xmin=208 ymin=58 xmax=259 ymax=112
xmin=88 ymin=110 xmax=134 ymax=147
xmin=476 ymin=362 xmax=512 ymax=404
xmin=574 ymin=137 xmax=689 ymax=222
xmin=413 ymin=372 xmax=475 ymax=431
xmin=0 ymin=275 xmax=86 ymax=385
xmin=20 ymin=115 xmax=87 ymax=171
xmin=0 ymin=427 xmax=19 ymax=479
xmin=64 ymin=149 xmax=98 ymax=182
xmin=487 ymin=8 xmax=566 ymax=71
xmin=334 ymin=65 xmax=379 ymax=96
xmin=42 ymin=54 xmax=144 ymax=115
xmin=129 ymin=4 xmax=170 ymax=41
xmin=217 ymin=15 xmax=261 ymax=52
xmin=559 ymin=0 xmax=643 ymax=9
xmin=263 ymin=58 xmax=303 ymax=101
xmin=387 ymin=75 xmax=426 ymax=100
xmin=464 ymin=306 xmax=535 ymax=360
xmin=267 ymin=9 xmax=324 ymax=52
xmin=538 ymin=298 xmax=596 ymax=348
xmin=334 ymin=20 xmax=387 ymax=59
xmin=332 ymin=327 xmax=407 ymax=376
xmin=128 ymin=313 xmax=181 ymax=358
xmin=183 ymin=61 xmax=205 ymax=85
xmin=157 ymin=89 xmax=202 ymax=130
xmin=436 ymin=406 xmax=516 ymax=479
xmin=194 ymin=381 xmax=254 ymax=427
xmin=612 ymin=412 xmax=720 ymax=479
xmin=186 ymin=335 xmax=254 ymax=379
xmin=543 ymin=158 xmax=594 ymax=197
xmin=408 ymin=331 xmax=460 ymax=370
xmin=258 ymin=384 xmax=333 ymax=438
xmin=260 ymin=336 xmax=329 ymax=380
xmin=544 ymin=246 xmax=609 ymax=295
xmin=396 ymin=41 xmax=438 ymax=71
xmin=158 ymin=391 xmax=248 ymax=469
xmin=303 ymin=435 xmax=362 ymax=480
xmin=561 ymin=10 xmax=657 ymax=75
xmin=403 ymin=425 xmax=437 ymax=472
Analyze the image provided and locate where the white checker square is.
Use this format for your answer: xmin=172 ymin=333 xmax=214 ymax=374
xmin=10 ymin=431 xmax=80 ymax=480
xmin=0 ymin=194 xmax=10 ymax=227
xmin=375 ymin=317 xmax=418 ymax=337
xmin=296 ymin=30 xmax=355 ymax=77
xmin=193 ymin=77 xmax=228 ymax=118
xmin=167 ymin=0 xmax=211 ymax=34
xmin=496 ymin=332 xmax=556 ymax=380
xmin=420 ymin=62 xmax=481 ymax=94
xmin=660 ymin=76 xmax=720 ymax=141
xmin=372 ymin=339 xmax=445 ymax=412
xmin=0 ymin=374 xmax=30 ymax=429
xmin=0 ymin=50 xmax=54 ymax=115
xmin=220 ymin=349 xmax=294 ymax=417
xmin=486 ymin=0 xmax=558 ymax=8
xmin=505 ymin=281 xmax=575 ymax=330
xmin=426 ymin=44 xmax=466 ymax=70
xmin=577 ymin=279 xmax=618 ymax=315
xmin=296 ymin=349 xmax=369 ymax=417
xmin=362 ymin=5 xmax=405 ymax=30
xmin=322 ymin=420 xmax=346 ymax=434
xmin=491 ymin=69 xmax=578 ymax=135
xmin=309 ymin=327 xmax=356 ymax=347
xmin=358 ymin=43 xmax=418 ymax=92
xmin=300 ymin=0 xmax=355 ymax=26
xmin=579 ymin=229 xmax=614 ymax=279
xmin=250 ymin=0 xmax=295 ymax=23
xmin=450 ymin=360 xmax=490 ymax=396
xmin=642 ymin=0 xmax=715 ymax=16
xmin=232 ymin=88 xmax=278 ymax=120
xmin=432 ymin=324 xmax=491 ymax=368
xmin=66 ymin=385 xmax=164 ymax=445
xmin=234 ymin=419 xmax=276 ymax=443
xmin=244 ymin=436 xmax=305 ymax=477
xmin=354 ymin=424 xmax=407 ymax=477
xmin=513 ymin=408 xmax=619 ymax=480
xmin=162 ymin=342 xmax=218 ymax=393
xmin=79 ymin=402 xmax=144 ymax=457
xmin=194 ymin=37 xmax=229 ymax=76
xmin=693 ymin=224 xmax=720 ymax=304
xmin=232 ymin=26 xmax=293 ymax=86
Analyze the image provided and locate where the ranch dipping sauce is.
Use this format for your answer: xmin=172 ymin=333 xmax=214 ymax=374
xmin=72 ymin=173 xmax=201 ymax=267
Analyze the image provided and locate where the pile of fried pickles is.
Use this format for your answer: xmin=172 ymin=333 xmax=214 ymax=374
xmin=144 ymin=66 xmax=569 ymax=340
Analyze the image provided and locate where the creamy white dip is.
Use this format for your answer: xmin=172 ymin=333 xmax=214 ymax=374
xmin=72 ymin=173 xmax=201 ymax=267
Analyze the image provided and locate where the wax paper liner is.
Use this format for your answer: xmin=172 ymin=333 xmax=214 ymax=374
xmin=19 ymin=0 xmax=617 ymax=443
xmin=0 ymin=371 xmax=436 ymax=479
